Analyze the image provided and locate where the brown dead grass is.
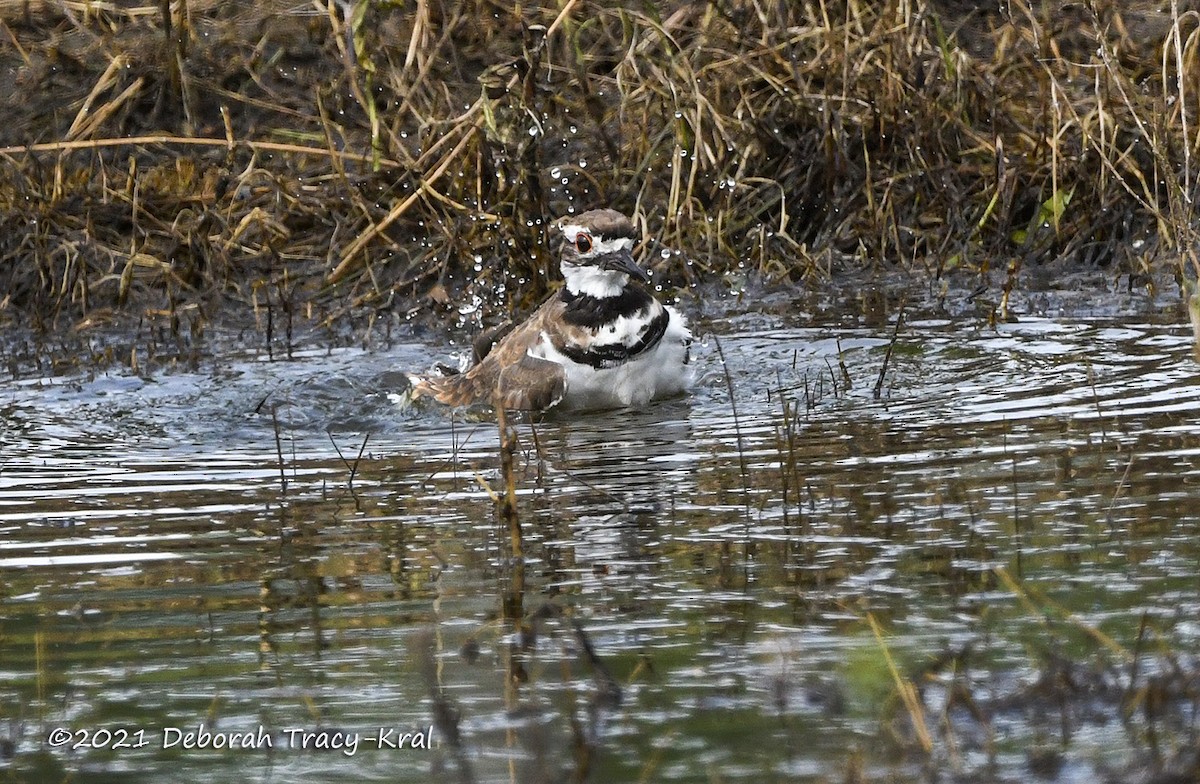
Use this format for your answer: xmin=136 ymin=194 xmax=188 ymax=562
xmin=1 ymin=0 xmax=1198 ymax=337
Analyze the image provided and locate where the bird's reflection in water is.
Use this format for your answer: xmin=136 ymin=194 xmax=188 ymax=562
xmin=509 ymin=399 xmax=698 ymax=603
xmin=531 ymin=398 xmax=696 ymax=506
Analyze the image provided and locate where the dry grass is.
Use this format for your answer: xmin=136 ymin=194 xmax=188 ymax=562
xmin=1 ymin=0 xmax=1199 ymax=337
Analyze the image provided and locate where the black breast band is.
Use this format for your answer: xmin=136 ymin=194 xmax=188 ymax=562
xmin=560 ymin=285 xmax=654 ymax=328
xmin=556 ymin=309 xmax=670 ymax=369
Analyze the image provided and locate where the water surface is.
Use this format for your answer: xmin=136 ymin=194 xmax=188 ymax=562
xmin=2 ymin=303 xmax=1199 ymax=783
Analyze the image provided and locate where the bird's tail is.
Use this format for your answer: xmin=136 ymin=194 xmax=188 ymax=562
xmin=399 ymin=368 xmax=496 ymax=409
xmin=386 ymin=373 xmax=426 ymax=411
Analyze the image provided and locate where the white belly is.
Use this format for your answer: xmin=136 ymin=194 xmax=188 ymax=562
xmin=535 ymin=306 xmax=692 ymax=411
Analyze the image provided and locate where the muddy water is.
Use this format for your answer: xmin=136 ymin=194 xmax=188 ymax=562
xmin=2 ymin=304 xmax=1199 ymax=783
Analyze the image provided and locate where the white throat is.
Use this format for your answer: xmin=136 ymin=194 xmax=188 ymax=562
xmin=562 ymin=263 xmax=630 ymax=298
xmin=558 ymin=233 xmax=637 ymax=298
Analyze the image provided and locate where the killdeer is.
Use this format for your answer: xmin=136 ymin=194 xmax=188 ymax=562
xmin=409 ymin=209 xmax=692 ymax=412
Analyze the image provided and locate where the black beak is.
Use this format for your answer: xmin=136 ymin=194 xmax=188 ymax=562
xmin=600 ymin=248 xmax=651 ymax=283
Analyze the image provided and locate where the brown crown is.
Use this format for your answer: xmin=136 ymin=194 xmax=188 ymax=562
xmin=554 ymin=209 xmax=638 ymax=240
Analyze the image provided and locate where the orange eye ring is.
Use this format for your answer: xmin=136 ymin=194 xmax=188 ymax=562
xmin=574 ymin=233 xmax=593 ymax=253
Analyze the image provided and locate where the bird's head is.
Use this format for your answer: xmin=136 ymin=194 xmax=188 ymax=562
xmin=554 ymin=209 xmax=649 ymax=298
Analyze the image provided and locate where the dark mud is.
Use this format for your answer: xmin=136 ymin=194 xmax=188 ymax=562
xmin=2 ymin=1 xmax=1198 ymax=341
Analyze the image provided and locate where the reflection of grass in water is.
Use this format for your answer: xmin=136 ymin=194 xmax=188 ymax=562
xmin=6 ymin=326 xmax=1200 ymax=781
xmin=846 ymin=570 xmax=1200 ymax=779
xmin=844 ymin=629 xmax=914 ymax=713
xmin=469 ymin=416 xmax=1187 ymax=781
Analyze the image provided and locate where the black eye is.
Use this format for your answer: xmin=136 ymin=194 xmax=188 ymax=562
xmin=575 ymin=233 xmax=593 ymax=253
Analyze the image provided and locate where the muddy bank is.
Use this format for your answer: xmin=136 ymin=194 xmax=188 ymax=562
xmin=1 ymin=1 xmax=1198 ymax=342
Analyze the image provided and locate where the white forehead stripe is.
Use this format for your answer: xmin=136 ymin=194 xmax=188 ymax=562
xmin=596 ymin=237 xmax=634 ymax=253
xmin=560 ymin=224 xmax=586 ymax=242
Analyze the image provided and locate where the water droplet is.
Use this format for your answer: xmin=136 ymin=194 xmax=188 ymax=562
xmin=660 ymin=248 xmax=671 ymax=259
xmin=550 ymin=167 xmax=562 ymax=178
xmin=578 ymin=159 xmax=587 ymax=168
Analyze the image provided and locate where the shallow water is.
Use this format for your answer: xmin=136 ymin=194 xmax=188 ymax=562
xmin=2 ymin=303 xmax=1199 ymax=783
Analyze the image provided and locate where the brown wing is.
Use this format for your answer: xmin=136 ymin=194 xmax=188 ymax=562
xmin=472 ymin=319 xmax=515 ymax=364
xmin=495 ymin=354 xmax=566 ymax=411
xmin=411 ymin=294 xmax=572 ymax=410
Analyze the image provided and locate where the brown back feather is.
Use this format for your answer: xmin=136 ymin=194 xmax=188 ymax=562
xmin=413 ymin=294 xmax=577 ymax=410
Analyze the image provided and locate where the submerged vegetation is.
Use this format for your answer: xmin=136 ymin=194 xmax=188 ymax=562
xmin=2 ymin=1 xmax=1200 ymax=339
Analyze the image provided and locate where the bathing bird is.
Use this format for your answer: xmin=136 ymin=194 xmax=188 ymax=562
xmin=408 ymin=209 xmax=692 ymax=412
